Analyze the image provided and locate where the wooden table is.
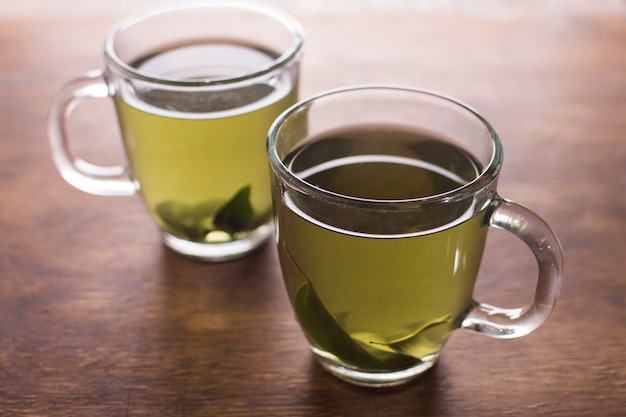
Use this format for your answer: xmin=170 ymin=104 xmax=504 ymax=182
xmin=1 ymin=6 xmax=625 ymax=416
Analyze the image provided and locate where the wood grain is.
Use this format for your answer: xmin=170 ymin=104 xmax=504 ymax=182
xmin=0 ymin=11 xmax=624 ymax=417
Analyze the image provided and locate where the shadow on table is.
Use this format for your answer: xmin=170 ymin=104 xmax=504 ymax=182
xmin=301 ymin=353 xmax=448 ymax=416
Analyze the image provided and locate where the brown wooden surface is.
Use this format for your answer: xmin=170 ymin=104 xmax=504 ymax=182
xmin=1 ymin=9 xmax=625 ymax=417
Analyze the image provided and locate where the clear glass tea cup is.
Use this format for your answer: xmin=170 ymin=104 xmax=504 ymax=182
xmin=267 ymin=85 xmax=563 ymax=386
xmin=49 ymin=0 xmax=304 ymax=261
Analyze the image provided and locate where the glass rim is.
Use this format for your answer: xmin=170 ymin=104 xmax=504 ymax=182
xmin=103 ymin=0 xmax=305 ymax=87
xmin=267 ymin=84 xmax=504 ymax=206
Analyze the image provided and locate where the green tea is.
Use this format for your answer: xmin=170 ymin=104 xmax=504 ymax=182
xmin=115 ymin=42 xmax=297 ymax=242
xmin=274 ymin=125 xmax=488 ymax=371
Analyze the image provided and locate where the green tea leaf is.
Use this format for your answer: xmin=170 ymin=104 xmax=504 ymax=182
xmin=156 ymin=185 xmax=255 ymax=241
xmin=369 ymin=315 xmax=452 ymax=358
xmin=285 ymin=245 xmax=417 ymax=370
xmin=214 ymin=184 xmax=254 ymax=234
xmin=156 ymin=200 xmax=220 ymax=241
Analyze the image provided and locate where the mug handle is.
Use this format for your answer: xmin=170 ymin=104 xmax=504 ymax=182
xmin=48 ymin=70 xmax=137 ymax=196
xmin=461 ymin=196 xmax=564 ymax=338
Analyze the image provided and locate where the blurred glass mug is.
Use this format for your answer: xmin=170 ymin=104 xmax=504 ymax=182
xmin=48 ymin=0 xmax=304 ymax=261
xmin=267 ymin=85 xmax=563 ymax=387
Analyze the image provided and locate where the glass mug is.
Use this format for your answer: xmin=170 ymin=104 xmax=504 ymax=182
xmin=48 ymin=0 xmax=304 ymax=261
xmin=267 ymin=85 xmax=563 ymax=387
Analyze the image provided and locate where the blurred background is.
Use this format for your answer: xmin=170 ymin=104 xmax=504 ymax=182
xmin=1 ymin=0 xmax=625 ymax=17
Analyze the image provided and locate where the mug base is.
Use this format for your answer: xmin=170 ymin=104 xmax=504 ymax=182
xmin=313 ymin=347 xmax=438 ymax=387
xmin=162 ymin=224 xmax=272 ymax=262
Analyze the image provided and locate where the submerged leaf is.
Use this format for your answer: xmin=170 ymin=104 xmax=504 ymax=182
xmin=285 ymin=245 xmax=418 ymax=370
xmin=214 ymin=185 xmax=254 ymax=234
xmin=369 ymin=315 xmax=452 ymax=358
xmin=155 ymin=184 xmax=254 ymax=241
xmin=156 ymin=200 xmax=220 ymax=241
